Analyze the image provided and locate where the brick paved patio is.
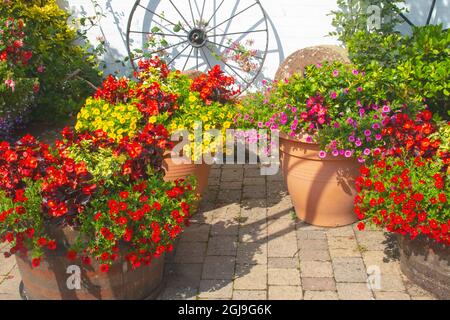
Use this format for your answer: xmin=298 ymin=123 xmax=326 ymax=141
xmin=0 ymin=164 xmax=438 ymax=300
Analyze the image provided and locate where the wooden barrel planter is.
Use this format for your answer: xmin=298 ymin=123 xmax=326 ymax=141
xmin=279 ymin=134 xmax=359 ymax=227
xmin=163 ymin=153 xmax=211 ymax=196
xmin=398 ymin=235 xmax=450 ymax=300
xmin=16 ymin=227 xmax=165 ymax=300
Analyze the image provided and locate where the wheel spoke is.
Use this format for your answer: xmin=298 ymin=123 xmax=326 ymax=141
xmin=207 ymin=2 xmax=259 ymax=33
xmin=206 ymin=40 xmax=264 ymax=60
xmin=138 ymin=4 xmax=188 ymax=33
xmin=426 ymin=0 xmax=437 ymax=25
xmin=129 ymin=30 xmax=187 ymax=38
xmin=168 ymin=0 xmax=193 ymax=29
xmin=188 ymin=0 xmax=197 ymax=28
xmin=167 ymin=44 xmax=191 ymax=66
xmin=201 ymin=47 xmax=213 ymax=69
xmin=205 ymin=45 xmax=250 ymax=84
xmin=206 ymin=0 xmax=225 ymax=27
xmin=214 ymin=29 xmax=267 ymax=37
xmin=182 ymin=46 xmax=194 ymax=71
xmin=200 ymin=0 xmax=206 ymax=24
xmin=132 ymin=39 xmax=189 ymax=60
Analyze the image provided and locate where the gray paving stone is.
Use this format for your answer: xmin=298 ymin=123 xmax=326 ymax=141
xmin=337 ymin=283 xmax=374 ymax=300
xmin=207 ymin=236 xmax=238 ymax=256
xmin=180 ymin=224 xmax=211 ymax=242
xmin=298 ymin=239 xmax=329 ymax=251
xmin=268 ymin=286 xmax=303 ymax=300
xmin=268 ymin=268 xmax=301 ymax=286
xmin=299 ymin=250 xmax=331 ymax=261
xmin=304 ymin=291 xmax=338 ymax=300
xmin=158 ymin=286 xmax=198 ymax=300
xmin=202 ymin=256 xmax=236 ymax=280
xmin=165 ymin=263 xmax=202 ymax=287
xmin=199 ymin=280 xmax=233 ymax=299
xmin=374 ymin=292 xmax=411 ymax=300
xmin=268 ymin=257 xmax=299 ymax=269
xmin=233 ymin=290 xmax=267 ymax=300
xmin=174 ymin=242 xmax=207 ymax=264
xmin=302 ymin=278 xmax=337 ymax=291
xmin=300 ymin=261 xmax=334 ymax=278
xmin=332 ymin=257 xmax=368 ymax=283
xmin=236 ymin=242 xmax=267 ymax=265
xmin=234 ymin=265 xmax=267 ymax=291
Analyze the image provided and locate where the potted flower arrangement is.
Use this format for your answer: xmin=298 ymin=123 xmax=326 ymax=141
xmin=0 ymin=17 xmax=39 ymax=140
xmin=0 ymin=122 xmax=197 ymax=299
xmin=236 ymin=62 xmax=424 ymax=227
xmin=355 ymin=114 xmax=449 ymax=299
xmin=75 ymin=58 xmax=238 ymax=195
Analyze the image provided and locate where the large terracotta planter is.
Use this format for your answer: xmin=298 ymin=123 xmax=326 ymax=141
xmin=163 ymin=154 xmax=211 ymax=195
xmin=279 ymin=134 xmax=359 ymax=227
xmin=16 ymin=227 xmax=165 ymax=300
xmin=398 ymin=235 xmax=449 ymax=299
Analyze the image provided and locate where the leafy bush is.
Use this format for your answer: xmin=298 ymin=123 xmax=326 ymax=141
xmin=346 ymin=26 xmax=450 ymax=119
xmin=1 ymin=0 xmax=102 ymax=121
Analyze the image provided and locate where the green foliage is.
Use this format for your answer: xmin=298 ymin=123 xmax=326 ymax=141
xmin=329 ymin=0 xmax=405 ymax=44
xmin=1 ymin=0 xmax=102 ymax=121
xmin=347 ymin=25 xmax=450 ymax=119
xmin=66 ymin=140 xmax=127 ymax=189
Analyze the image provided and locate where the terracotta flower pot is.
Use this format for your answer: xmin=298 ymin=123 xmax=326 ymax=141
xmin=162 ymin=154 xmax=211 ymax=195
xmin=279 ymin=134 xmax=359 ymax=227
xmin=398 ymin=235 xmax=449 ymax=299
xmin=16 ymin=227 xmax=165 ymax=300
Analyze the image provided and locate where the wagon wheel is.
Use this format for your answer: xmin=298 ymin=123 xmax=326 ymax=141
xmin=126 ymin=0 xmax=269 ymax=92
xmin=396 ymin=0 xmax=448 ymax=30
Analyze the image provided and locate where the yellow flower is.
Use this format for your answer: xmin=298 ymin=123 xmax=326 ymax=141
xmin=223 ymin=121 xmax=231 ymax=129
xmin=149 ymin=116 xmax=157 ymax=124
xmin=189 ymin=94 xmax=197 ymax=103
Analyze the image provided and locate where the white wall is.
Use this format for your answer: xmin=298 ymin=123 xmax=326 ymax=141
xmin=59 ymin=0 xmax=450 ymax=82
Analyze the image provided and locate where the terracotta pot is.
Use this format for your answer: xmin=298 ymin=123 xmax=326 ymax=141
xmin=16 ymin=227 xmax=165 ymax=300
xmin=162 ymin=154 xmax=211 ymax=195
xmin=398 ymin=235 xmax=449 ymax=299
xmin=279 ymin=134 xmax=359 ymax=227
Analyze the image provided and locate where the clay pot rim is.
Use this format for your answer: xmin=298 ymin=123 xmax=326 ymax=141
xmin=279 ymin=132 xmax=356 ymax=162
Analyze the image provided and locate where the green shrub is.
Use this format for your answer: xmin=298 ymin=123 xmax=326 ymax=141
xmin=1 ymin=0 xmax=102 ymax=122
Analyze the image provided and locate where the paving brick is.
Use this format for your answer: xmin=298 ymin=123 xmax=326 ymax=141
xmin=268 ymin=268 xmax=301 ymax=286
xmin=243 ymin=186 xmax=267 ymax=199
xmin=202 ymin=256 xmax=236 ymax=280
xmin=239 ymin=223 xmax=267 ymax=243
xmin=165 ymin=263 xmax=202 ymax=287
xmin=332 ymin=257 xmax=368 ymax=283
xmin=304 ymin=291 xmax=338 ymax=300
xmin=244 ymin=167 xmax=262 ymax=178
xmin=300 ymin=261 xmax=333 ymax=278
xmin=158 ymin=286 xmax=198 ymax=300
xmin=355 ymin=231 xmax=391 ymax=251
xmin=298 ymin=239 xmax=329 ymax=251
xmin=267 ymin=219 xmax=296 ymax=235
xmin=374 ymin=292 xmax=411 ymax=300
xmin=296 ymin=230 xmax=327 ymax=240
xmin=236 ymin=242 xmax=267 ymax=265
xmin=220 ymin=181 xmax=243 ymax=190
xmin=326 ymin=226 xmax=355 ymax=238
xmin=221 ymin=168 xmax=244 ymax=182
xmin=362 ymin=251 xmax=401 ymax=275
xmin=211 ymin=220 xmax=240 ymax=237
xmin=327 ymin=236 xmax=358 ymax=250
xmin=233 ymin=290 xmax=267 ymax=300
xmin=373 ymin=274 xmax=406 ymax=292
xmin=174 ymin=242 xmax=207 ymax=264
xmin=234 ymin=265 xmax=267 ymax=290
xmin=267 ymin=236 xmax=298 ymax=258
xmin=180 ymin=224 xmax=211 ymax=242
xmin=302 ymin=278 xmax=337 ymax=291
xmin=337 ymin=283 xmax=374 ymax=300
xmin=199 ymin=280 xmax=233 ymax=299
xmin=243 ymin=177 xmax=266 ymax=186
xmin=217 ymin=190 xmax=242 ymax=203
xmin=299 ymin=250 xmax=331 ymax=261
xmin=268 ymin=286 xmax=303 ymax=300
xmin=268 ymin=257 xmax=299 ymax=269
xmin=329 ymin=247 xmax=362 ymax=258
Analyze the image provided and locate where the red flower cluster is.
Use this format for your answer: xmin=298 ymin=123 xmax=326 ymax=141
xmin=0 ymin=18 xmax=33 ymax=67
xmin=382 ymin=110 xmax=439 ymax=158
xmin=0 ymin=134 xmax=56 ymax=197
xmin=355 ymin=155 xmax=449 ymax=245
xmin=191 ymin=65 xmax=240 ymax=105
xmin=117 ymin=123 xmax=173 ymax=181
xmin=94 ymin=75 xmax=132 ymax=104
